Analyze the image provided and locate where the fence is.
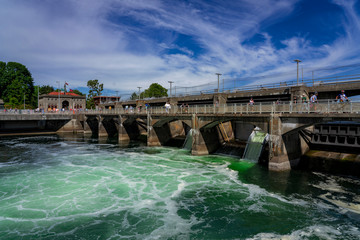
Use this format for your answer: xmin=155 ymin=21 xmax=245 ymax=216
xmin=143 ymin=100 xmax=360 ymax=115
xmin=1 ymin=100 xmax=359 ymax=116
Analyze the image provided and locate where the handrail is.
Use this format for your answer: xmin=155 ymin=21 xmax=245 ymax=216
xmin=2 ymin=100 xmax=359 ymax=116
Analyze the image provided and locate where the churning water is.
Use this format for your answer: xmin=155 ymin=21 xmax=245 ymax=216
xmin=0 ymin=135 xmax=359 ymax=239
xmin=242 ymin=130 xmax=268 ymax=162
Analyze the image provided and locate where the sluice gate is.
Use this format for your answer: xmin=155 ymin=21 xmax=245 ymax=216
xmin=301 ymin=122 xmax=360 ymax=153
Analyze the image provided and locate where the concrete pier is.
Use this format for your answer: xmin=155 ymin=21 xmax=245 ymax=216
xmin=1 ymin=110 xmax=360 ymax=173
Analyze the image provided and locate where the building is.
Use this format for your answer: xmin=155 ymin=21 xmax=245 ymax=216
xmin=93 ymin=96 xmax=120 ymax=109
xmin=39 ymin=92 xmax=86 ymax=111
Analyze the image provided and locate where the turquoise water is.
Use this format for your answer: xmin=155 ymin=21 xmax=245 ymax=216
xmin=0 ymin=135 xmax=359 ymax=239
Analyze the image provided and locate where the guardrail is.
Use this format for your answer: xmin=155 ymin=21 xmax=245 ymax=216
xmin=143 ymin=100 xmax=360 ymax=115
xmin=1 ymin=100 xmax=359 ymax=116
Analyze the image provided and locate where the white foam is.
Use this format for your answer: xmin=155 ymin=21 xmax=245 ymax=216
xmin=247 ymin=224 xmax=346 ymax=240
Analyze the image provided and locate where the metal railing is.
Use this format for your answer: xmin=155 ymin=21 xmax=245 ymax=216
xmin=143 ymin=100 xmax=360 ymax=115
xmin=86 ymin=100 xmax=360 ymax=115
xmin=1 ymin=100 xmax=359 ymax=116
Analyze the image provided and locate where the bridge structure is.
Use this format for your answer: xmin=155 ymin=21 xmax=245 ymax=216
xmin=1 ymin=100 xmax=360 ymax=172
xmin=99 ymin=75 xmax=360 ymax=109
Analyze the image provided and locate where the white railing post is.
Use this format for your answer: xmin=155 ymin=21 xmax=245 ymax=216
xmin=327 ymin=100 xmax=330 ymax=113
xmin=273 ymin=102 xmax=276 ymax=114
xmin=350 ymin=101 xmax=353 ymax=113
xmin=289 ymin=101 xmax=292 ymax=114
xmin=240 ymin=104 xmax=243 ymax=114
xmin=260 ymin=102 xmax=262 ymax=114
xmin=246 ymin=104 xmax=249 ymax=114
xmin=196 ymin=105 xmax=198 ymax=114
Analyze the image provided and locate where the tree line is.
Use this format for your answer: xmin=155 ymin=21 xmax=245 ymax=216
xmin=0 ymin=61 xmax=169 ymax=109
xmin=130 ymin=83 xmax=168 ymax=100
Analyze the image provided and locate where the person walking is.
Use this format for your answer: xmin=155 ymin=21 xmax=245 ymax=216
xmin=301 ymin=94 xmax=308 ymax=112
xmin=164 ymin=102 xmax=171 ymax=113
xmin=336 ymin=90 xmax=350 ymax=113
xmin=249 ymin=97 xmax=255 ymax=112
xmin=310 ymin=92 xmax=318 ymax=112
xmin=336 ymin=90 xmax=349 ymax=102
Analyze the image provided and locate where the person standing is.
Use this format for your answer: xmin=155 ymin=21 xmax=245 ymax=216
xmin=249 ymin=97 xmax=254 ymax=112
xmin=164 ymin=102 xmax=170 ymax=113
xmin=249 ymin=98 xmax=254 ymax=105
xmin=301 ymin=94 xmax=308 ymax=112
xmin=310 ymin=92 xmax=318 ymax=112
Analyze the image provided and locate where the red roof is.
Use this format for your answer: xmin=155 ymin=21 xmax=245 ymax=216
xmin=48 ymin=91 xmax=82 ymax=96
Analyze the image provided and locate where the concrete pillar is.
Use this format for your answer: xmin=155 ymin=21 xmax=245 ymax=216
xmin=192 ymin=129 xmax=209 ymax=155
xmin=290 ymin=86 xmax=308 ymax=103
xmin=268 ymin=114 xmax=291 ymax=171
xmin=118 ymin=115 xmax=130 ymax=142
xmin=213 ymin=93 xmax=227 ymax=105
xmin=83 ymin=116 xmax=92 ymax=135
xmin=57 ymin=118 xmax=84 ymax=134
xmin=147 ymin=114 xmax=162 ymax=146
xmin=191 ymin=114 xmax=210 ymax=155
xmin=98 ymin=115 xmax=108 ymax=138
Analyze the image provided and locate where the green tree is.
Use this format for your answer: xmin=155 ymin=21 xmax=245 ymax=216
xmin=86 ymin=79 xmax=103 ymax=109
xmin=39 ymin=85 xmax=55 ymax=95
xmin=142 ymin=83 xmax=168 ymax=98
xmin=0 ymin=61 xmax=36 ymax=108
xmin=71 ymin=89 xmax=85 ymax=96
xmin=130 ymin=92 xmax=138 ymax=100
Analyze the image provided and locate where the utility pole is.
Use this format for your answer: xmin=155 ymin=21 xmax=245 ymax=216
xmin=215 ymin=73 xmax=222 ymax=93
xmin=168 ymin=81 xmax=174 ymax=97
xmin=302 ymin=67 xmax=304 ymax=83
xmin=294 ymin=59 xmax=301 ymax=86
xmin=37 ymin=85 xmax=39 ymax=109
xmin=312 ymin=71 xmax=314 ymax=86
xmin=137 ymin=87 xmax=142 ymax=100
xmin=56 ymin=81 xmax=60 ymax=110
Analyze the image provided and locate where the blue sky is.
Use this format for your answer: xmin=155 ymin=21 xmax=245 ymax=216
xmin=1 ymin=0 xmax=360 ymax=96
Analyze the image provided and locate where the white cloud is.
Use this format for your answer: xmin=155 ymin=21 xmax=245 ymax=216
xmin=1 ymin=0 xmax=360 ymax=95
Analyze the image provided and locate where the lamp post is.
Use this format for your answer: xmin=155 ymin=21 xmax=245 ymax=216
xmin=294 ymin=59 xmax=301 ymax=86
xmin=215 ymin=73 xmax=222 ymax=93
xmin=168 ymin=81 xmax=174 ymax=97
xmin=23 ymin=86 xmax=25 ymax=109
xmin=37 ymin=85 xmax=39 ymax=109
xmin=137 ymin=87 xmax=142 ymax=100
xmin=56 ymin=81 xmax=60 ymax=110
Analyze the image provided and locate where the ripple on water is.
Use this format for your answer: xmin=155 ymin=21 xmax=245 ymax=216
xmin=0 ymin=136 xmax=360 ymax=239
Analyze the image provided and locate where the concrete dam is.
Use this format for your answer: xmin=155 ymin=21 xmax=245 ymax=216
xmin=1 ymin=107 xmax=360 ymax=176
